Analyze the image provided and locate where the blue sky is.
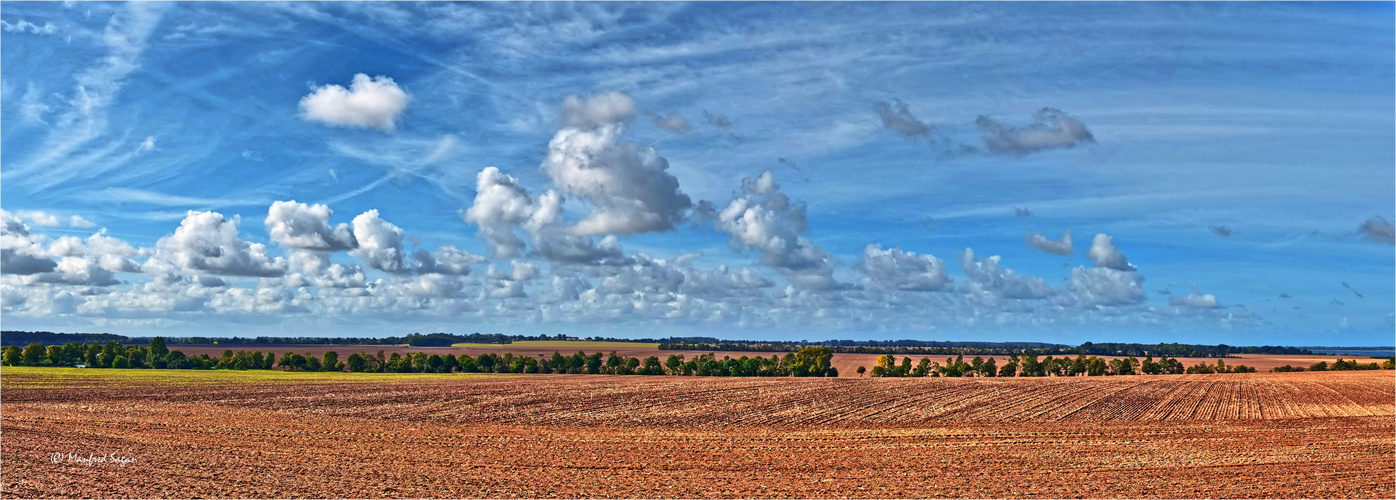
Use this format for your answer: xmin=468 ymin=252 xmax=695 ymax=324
xmin=2 ymin=2 xmax=1392 ymax=345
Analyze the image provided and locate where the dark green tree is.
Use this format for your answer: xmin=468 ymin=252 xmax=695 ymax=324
xmin=998 ymin=359 xmax=1017 ymax=377
xmin=640 ymin=356 xmax=664 ymax=375
xmin=913 ymin=357 xmax=932 ymax=377
xmin=45 ymin=345 xmax=65 ymax=366
xmin=427 ymin=354 xmax=444 ymax=373
xmin=98 ymin=341 xmax=122 ymax=368
xmin=346 ymin=353 xmax=367 ymax=372
xmin=83 ymin=344 xmax=100 ymax=366
xmin=444 ymin=354 xmax=459 ymax=373
xmin=125 ymin=347 xmax=147 ymax=369
xmin=585 ymin=352 xmax=603 ymax=374
xmin=1087 ymin=356 xmax=1107 ymax=376
xmin=477 ymin=353 xmax=497 ymax=372
xmin=148 ymin=337 xmax=169 ymax=360
xmin=1018 ymin=352 xmax=1042 ymax=377
xmin=323 ymin=351 xmax=343 ymax=372
xmin=665 ymin=354 xmax=685 ymax=375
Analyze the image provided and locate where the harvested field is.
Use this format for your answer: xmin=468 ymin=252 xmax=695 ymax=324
xmin=164 ymin=342 xmax=1376 ymax=376
xmin=3 ymin=368 xmax=1392 ymax=498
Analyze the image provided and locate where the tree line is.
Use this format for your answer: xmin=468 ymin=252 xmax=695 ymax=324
xmin=664 ymin=341 xmax=1311 ymax=358
xmin=863 ymin=353 xmax=1260 ymax=377
xmin=1 ymin=339 xmax=838 ymax=377
xmin=0 ymin=338 xmax=273 ymax=370
xmin=1272 ymin=358 xmax=1394 ymax=372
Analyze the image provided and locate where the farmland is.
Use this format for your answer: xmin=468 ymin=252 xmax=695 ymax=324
xmin=3 ymin=368 xmax=1392 ymax=498
xmin=163 ymin=341 xmax=1375 ymax=377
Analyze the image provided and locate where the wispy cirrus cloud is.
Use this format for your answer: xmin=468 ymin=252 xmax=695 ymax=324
xmin=89 ymin=188 xmax=266 ymax=209
xmin=6 ymin=2 xmax=169 ymax=190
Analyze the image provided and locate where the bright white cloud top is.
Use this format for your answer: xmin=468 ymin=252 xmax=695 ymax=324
xmin=299 ymin=74 xmax=410 ymax=132
xmin=1 ymin=2 xmax=1391 ymax=345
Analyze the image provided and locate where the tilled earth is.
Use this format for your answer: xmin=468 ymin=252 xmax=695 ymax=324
xmin=3 ymin=370 xmax=1392 ymax=498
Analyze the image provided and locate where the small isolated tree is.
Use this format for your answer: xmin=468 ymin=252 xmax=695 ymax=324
xmin=1309 ymin=361 xmax=1329 ymax=372
xmin=856 ymin=365 xmax=866 ymax=377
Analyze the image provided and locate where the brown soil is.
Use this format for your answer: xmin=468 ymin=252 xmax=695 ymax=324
xmin=3 ymin=370 xmax=1392 ymax=498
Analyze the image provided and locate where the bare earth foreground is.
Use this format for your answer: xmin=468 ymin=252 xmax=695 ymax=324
xmin=2 ymin=369 xmax=1392 ymax=499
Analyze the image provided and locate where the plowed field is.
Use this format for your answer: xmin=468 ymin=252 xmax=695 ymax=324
xmin=3 ymin=368 xmax=1392 ymax=498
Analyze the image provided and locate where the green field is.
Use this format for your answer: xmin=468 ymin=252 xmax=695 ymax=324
xmin=0 ymin=366 xmax=502 ymax=389
xmin=449 ymin=340 xmax=661 ymax=349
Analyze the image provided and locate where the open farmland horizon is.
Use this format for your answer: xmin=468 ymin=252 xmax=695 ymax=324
xmin=163 ymin=342 xmax=1388 ymax=377
xmin=3 ymin=1 xmax=1393 ymax=498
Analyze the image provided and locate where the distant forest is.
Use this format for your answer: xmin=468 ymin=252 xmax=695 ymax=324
xmin=0 ymin=331 xmax=1314 ymax=356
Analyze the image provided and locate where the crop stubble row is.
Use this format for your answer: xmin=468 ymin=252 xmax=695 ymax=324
xmin=10 ymin=371 xmax=1380 ymax=426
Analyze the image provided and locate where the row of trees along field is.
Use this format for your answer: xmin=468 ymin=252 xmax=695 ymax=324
xmin=1273 ymin=358 xmax=1394 ymax=372
xmin=662 ymin=340 xmax=1312 ymax=357
xmin=0 ymin=339 xmax=839 ymax=377
xmin=863 ymin=353 xmax=1263 ymax=377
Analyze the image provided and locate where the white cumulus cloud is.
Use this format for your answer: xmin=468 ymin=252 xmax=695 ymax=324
xmin=1 ymin=210 xmax=59 ymax=275
xmin=543 ymin=91 xmax=692 ymax=236
xmin=961 ymin=248 xmax=1053 ymax=300
xmin=299 ymin=74 xmax=410 ymax=131
xmin=1086 ymin=233 xmax=1134 ymax=271
xmin=714 ymin=170 xmax=836 ymax=289
xmin=1070 ymin=266 xmax=1146 ymax=306
xmin=265 ymin=200 xmax=357 ymax=251
xmin=860 ymin=244 xmax=949 ymax=291
xmin=1170 ymin=285 xmax=1222 ymax=309
xmin=155 ymin=211 xmax=286 ymax=277
xmin=349 ymin=209 xmax=406 ymax=273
